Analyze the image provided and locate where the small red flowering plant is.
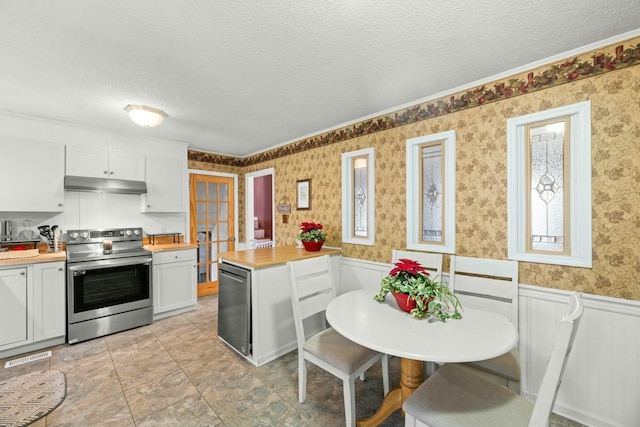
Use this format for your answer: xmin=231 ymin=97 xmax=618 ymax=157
xmin=374 ymin=258 xmax=462 ymax=321
xmin=299 ymin=222 xmax=327 ymax=242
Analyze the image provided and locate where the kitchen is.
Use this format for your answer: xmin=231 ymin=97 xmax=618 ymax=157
xmin=0 ymin=113 xmax=361 ymax=425
xmin=0 ymin=123 xmax=200 ymax=355
xmin=0 ymin=111 xmax=357 ymax=426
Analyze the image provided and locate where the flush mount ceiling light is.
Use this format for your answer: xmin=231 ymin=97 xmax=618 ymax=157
xmin=124 ymin=104 xmax=167 ymax=128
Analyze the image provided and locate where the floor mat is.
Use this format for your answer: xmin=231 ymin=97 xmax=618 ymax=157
xmin=0 ymin=370 xmax=66 ymax=427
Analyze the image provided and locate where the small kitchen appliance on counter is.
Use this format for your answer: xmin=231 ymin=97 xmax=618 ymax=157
xmin=66 ymin=227 xmax=152 ymax=344
xmin=1 ymin=219 xmax=12 ymax=241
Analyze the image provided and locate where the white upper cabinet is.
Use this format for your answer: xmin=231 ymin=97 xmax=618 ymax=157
xmin=110 ymin=151 xmax=145 ymax=181
xmin=0 ymin=139 xmax=65 ymax=212
xmin=66 ymin=146 xmax=145 ymax=181
xmin=141 ymin=156 xmax=186 ymax=212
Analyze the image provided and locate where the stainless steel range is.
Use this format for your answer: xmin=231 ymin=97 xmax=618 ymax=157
xmin=66 ymin=227 xmax=152 ymax=344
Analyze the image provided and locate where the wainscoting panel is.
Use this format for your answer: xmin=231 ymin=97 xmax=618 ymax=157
xmin=339 ymin=257 xmax=389 ymax=295
xmin=340 ymin=257 xmax=640 ymax=427
xmin=520 ymin=286 xmax=640 ymax=427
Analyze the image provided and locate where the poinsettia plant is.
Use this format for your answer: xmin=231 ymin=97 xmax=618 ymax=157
xmin=299 ymin=221 xmax=327 ymax=242
xmin=374 ymin=258 xmax=462 ymax=321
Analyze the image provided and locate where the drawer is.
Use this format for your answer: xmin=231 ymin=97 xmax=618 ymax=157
xmin=153 ymin=248 xmax=196 ymax=265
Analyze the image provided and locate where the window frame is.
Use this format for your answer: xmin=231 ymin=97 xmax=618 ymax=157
xmin=507 ymin=101 xmax=592 ymax=267
xmin=406 ymin=130 xmax=456 ymax=254
xmin=341 ymin=147 xmax=375 ymax=245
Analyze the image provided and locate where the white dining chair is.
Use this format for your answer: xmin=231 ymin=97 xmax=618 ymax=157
xmin=288 ymin=255 xmax=389 ymax=427
xmin=449 ymin=255 xmax=520 ymax=391
xmin=392 ymin=250 xmax=443 ymax=278
xmin=403 ymin=292 xmax=584 ymax=427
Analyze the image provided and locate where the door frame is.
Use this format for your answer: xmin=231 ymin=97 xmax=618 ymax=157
xmin=245 ymin=167 xmax=275 ymax=247
xmin=186 ymin=169 xmax=239 ymax=246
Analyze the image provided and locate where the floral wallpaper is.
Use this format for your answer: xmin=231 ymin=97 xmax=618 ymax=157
xmin=189 ymin=36 xmax=640 ymax=301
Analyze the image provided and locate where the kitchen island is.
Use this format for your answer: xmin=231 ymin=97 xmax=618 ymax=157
xmin=218 ymin=245 xmax=341 ymax=366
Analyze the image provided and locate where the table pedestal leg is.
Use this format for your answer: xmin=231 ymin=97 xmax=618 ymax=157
xmin=356 ymin=358 xmax=423 ymax=427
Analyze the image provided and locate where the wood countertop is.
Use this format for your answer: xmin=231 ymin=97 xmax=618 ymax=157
xmin=143 ymin=242 xmax=197 ymax=252
xmin=219 ymin=245 xmax=342 ymax=269
xmin=0 ymin=251 xmax=66 ymax=267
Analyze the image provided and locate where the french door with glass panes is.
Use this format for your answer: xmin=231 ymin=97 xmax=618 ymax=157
xmin=190 ymin=174 xmax=235 ymax=297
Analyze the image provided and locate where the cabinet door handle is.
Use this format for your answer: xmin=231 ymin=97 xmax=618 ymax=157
xmin=109 ymin=171 xmax=114 ymax=175
xmin=57 ymin=203 xmax=63 ymax=207
xmin=20 ymin=271 xmax=25 ymax=276
xmin=104 ymin=170 xmax=108 ymax=174
xmin=58 ymin=268 xmax=64 ymax=271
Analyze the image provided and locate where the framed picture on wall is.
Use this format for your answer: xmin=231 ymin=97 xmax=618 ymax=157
xmin=297 ymin=179 xmax=311 ymax=210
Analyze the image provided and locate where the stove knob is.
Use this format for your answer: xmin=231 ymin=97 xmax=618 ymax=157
xmin=125 ymin=230 xmax=133 ymax=236
xmin=69 ymin=232 xmax=79 ymax=240
xmin=133 ymin=229 xmax=141 ymax=236
xmin=80 ymin=232 xmax=89 ymax=239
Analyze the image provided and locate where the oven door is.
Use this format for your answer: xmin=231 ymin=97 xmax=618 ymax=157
xmin=67 ymin=256 xmax=152 ymax=324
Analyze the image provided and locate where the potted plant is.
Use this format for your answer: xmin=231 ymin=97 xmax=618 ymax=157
xmin=298 ymin=221 xmax=327 ymax=251
xmin=374 ymin=258 xmax=462 ymax=321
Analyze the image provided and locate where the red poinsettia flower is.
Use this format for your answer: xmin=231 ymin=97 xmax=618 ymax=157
xmin=299 ymin=221 xmax=327 ymax=242
xmin=389 ymin=258 xmax=430 ymax=277
xmin=300 ymin=222 xmax=323 ymax=233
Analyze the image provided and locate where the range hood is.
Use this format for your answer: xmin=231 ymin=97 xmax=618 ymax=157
xmin=64 ymin=175 xmax=147 ymax=194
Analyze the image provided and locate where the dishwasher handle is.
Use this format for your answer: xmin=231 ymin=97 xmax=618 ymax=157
xmin=219 ymin=263 xmax=251 ymax=282
xmin=220 ymin=270 xmax=248 ymax=284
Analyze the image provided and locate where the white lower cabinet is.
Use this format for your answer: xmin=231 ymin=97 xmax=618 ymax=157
xmin=0 ymin=261 xmax=66 ymax=358
xmin=33 ymin=262 xmax=66 ymax=341
xmin=152 ymin=249 xmax=197 ymax=320
xmin=0 ymin=268 xmax=29 ymax=348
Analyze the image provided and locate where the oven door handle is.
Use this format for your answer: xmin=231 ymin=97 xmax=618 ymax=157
xmin=67 ymin=256 xmax=153 ymax=272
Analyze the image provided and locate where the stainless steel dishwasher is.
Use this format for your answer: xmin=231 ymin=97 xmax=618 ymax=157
xmin=218 ymin=262 xmax=251 ymax=356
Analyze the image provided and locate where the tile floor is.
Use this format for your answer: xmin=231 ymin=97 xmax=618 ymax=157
xmin=1 ymin=295 xmax=586 ymax=426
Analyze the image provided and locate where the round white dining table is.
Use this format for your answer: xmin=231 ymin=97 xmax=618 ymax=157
xmin=325 ymin=289 xmax=518 ymax=427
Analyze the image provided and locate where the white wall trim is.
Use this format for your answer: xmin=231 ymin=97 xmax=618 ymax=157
xmin=341 ymin=256 xmax=389 ymax=270
xmin=406 ymin=130 xmax=456 ymax=254
xmin=245 ymin=167 xmax=276 ymax=247
xmin=507 ymin=101 xmax=592 ymax=267
xmin=342 ymin=148 xmax=376 ymax=245
xmin=520 ymin=283 xmax=640 ymax=315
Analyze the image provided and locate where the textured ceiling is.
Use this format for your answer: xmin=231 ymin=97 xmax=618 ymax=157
xmin=1 ymin=1 xmax=639 ymax=157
